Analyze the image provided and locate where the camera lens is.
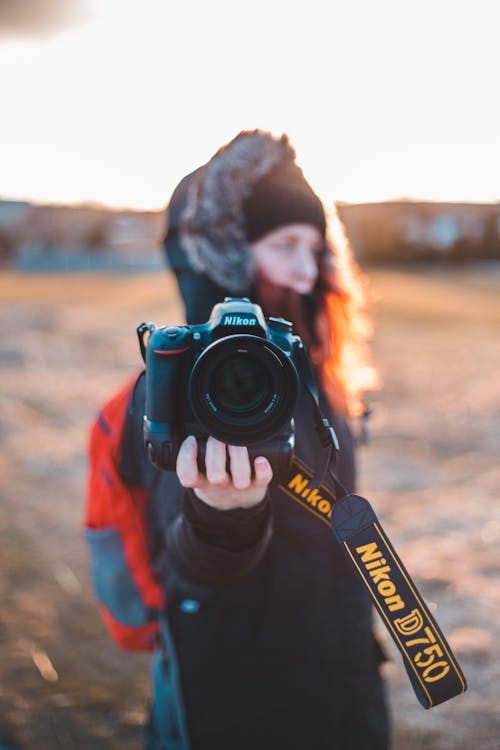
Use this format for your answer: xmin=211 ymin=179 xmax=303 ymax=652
xmin=189 ymin=334 xmax=299 ymax=446
xmin=209 ymin=353 xmax=271 ymax=414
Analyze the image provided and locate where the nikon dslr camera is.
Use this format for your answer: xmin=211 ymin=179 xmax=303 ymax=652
xmin=137 ymin=297 xmax=306 ymax=483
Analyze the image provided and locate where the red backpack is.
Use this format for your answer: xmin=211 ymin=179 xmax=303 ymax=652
xmin=84 ymin=374 xmax=164 ymax=650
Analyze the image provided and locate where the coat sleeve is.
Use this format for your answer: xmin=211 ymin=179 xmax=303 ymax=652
xmin=164 ymin=488 xmax=273 ymax=587
xmin=84 ymin=374 xmax=165 ymax=651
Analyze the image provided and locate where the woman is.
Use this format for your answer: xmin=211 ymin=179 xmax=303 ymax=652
xmin=85 ymin=129 xmax=388 ymax=749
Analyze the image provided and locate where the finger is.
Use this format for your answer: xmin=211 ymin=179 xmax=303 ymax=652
xmin=253 ymin=456 xmax=273 ymax=488
xmin=176 ymin=435 xmax=203 ymax=488
xmin=228 ymin=445 xmax=251 ymax=490
xmin=205 ymin=436 xmax=230 ymax=486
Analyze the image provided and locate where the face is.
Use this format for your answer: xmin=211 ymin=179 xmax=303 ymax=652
xmin=250 ymin=223 xmax=323 ymax=296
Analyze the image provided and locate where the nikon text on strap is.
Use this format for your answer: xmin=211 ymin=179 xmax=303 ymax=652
xmin=330 ymin=494 xmax=467 ymax=708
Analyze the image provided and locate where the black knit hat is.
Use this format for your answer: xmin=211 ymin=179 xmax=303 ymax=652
xmin=243 ymin=158 xmax=326 ymax=241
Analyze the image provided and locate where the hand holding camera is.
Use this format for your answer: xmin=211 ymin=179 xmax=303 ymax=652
xmin=176 ymin=435 xmax=273 ymax=510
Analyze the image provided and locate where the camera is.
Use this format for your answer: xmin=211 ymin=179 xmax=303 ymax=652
xmin=137 ymin=297 xmax=305 ymax=483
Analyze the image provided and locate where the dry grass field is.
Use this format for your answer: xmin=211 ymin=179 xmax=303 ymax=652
xmin=0 ymin=265 xmax=499 ymax=749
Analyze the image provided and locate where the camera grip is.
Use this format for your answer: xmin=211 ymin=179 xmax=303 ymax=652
xmin=145 ymin=328 xmax=191 ymax=423
xmin=143 ymin=328 xmax=193 ymax=472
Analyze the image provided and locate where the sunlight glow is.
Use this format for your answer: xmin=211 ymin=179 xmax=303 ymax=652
xmin=0 ymin=0 xmax=498 ymax=209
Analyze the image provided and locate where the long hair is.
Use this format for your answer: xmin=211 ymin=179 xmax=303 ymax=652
xmin=254 ymin=205 xmax=378 ymax=418
xmin=314 ymin=205 xmax=379 ymax=416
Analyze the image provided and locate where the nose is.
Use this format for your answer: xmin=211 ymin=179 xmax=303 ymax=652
xmin=293 ymin=245 xmax=318 ymax=283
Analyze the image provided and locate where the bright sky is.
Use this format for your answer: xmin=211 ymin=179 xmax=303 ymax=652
xmin=0 ymin=0 xmax=499 ymax=209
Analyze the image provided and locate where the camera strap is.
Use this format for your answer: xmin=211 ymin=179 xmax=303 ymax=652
xmin=330 ymin=494 xmax=467 ymax=708
xmin=294 ymin=342 xmax=346 ymax=496
xmin=294 ymin=343 xmax=467 ymax=708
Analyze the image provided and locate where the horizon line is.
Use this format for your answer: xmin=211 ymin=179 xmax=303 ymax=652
xmin=1 ymin=193 xmax=499 ymax=213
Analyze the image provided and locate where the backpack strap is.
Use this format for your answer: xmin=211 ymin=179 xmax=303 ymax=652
xmin=146 ymin=613 xmax=192 ymax=750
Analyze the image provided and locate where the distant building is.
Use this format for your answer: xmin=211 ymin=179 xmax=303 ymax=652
xmin=0 ymin=200 xmax=31 ymax=225
xmin=0 ymin=199 xmax=165 ymax=270
xmin=337 ymin=201 xmax=500 ymax=263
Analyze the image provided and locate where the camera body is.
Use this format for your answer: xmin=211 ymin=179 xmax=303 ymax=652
xmin=138 ymin=298 xmax=303 ymax=483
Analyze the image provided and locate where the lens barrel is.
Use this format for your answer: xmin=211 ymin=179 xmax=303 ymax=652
xmin=188 ymin=334 xmax=299 ymax=446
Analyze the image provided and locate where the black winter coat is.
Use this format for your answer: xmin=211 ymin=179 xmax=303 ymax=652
xmin=116 ymin=372 xmax=389 ymax=750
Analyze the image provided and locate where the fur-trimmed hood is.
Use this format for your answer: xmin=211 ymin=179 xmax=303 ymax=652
xmin=178 ymin=130 xmax=297 ymax=293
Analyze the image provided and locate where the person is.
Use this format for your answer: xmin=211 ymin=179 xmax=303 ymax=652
xmin=85 ymin=129 xmax=389 ymax=750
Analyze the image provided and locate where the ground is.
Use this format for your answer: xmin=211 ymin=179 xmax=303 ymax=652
xmin=0 ymin=265 xmax=498 ymax=749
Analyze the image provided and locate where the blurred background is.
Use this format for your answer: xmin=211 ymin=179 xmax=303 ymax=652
xmin=0 ymin=1 xmax=499 ymax=748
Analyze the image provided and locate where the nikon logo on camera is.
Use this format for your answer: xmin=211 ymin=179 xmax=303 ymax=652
xmin=221 ymin=315 xmax=258 ymax=326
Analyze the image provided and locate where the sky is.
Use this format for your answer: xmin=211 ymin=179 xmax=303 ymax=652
xmin=0 ymin=0 xmax=499 ymax=210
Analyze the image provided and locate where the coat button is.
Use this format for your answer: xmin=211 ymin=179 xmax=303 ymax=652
xmin=179 ymin=599 xmax=200 ymax=614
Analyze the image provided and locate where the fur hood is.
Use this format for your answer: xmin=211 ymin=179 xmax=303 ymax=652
xmin=178 ymin=130 xmax=297 ymax=292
